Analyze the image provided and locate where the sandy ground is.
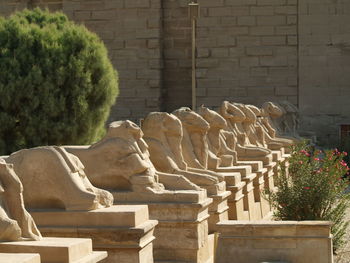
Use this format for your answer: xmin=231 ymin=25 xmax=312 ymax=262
xmin=334 ymin=207 xmax=350 ymax=263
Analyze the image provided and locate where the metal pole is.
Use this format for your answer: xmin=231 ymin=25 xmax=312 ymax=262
xmin=189 ymin=2 xmax=199 ymax=111
xmin=191 ymin=17 xmax=197 ymax=111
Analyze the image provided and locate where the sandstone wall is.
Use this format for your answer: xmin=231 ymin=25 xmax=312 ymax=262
xmin=299 ymin=0 xmax=350 ymax=146
xmin=195 ymin=0 xmax=298 ymax=109
xmin=1 ymin=0 xmax=350 ymax=146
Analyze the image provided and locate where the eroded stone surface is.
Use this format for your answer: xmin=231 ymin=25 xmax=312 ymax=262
xmin=0 ymin=159 xmax=41 ymax=242
xmin=5 ymin=147 xmax=113 ymax=211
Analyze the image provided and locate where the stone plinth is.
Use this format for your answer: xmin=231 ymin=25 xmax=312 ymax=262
xmin=220 ymin=172 xmax=248 ymax=220
xmin=0 ymin=238 xmax=107 ymax=263
xmin=113 ymin=191 xmax=213 ymax=263
xmin=208 ymin=191 xmax=230 ymax=233
xmin=30 ymin=206 xmax=157 ymax=263
xmin=216 ymin=221 xmax=333 ymax=263
xmin=0 ymin=253 xmax=40 ymax=263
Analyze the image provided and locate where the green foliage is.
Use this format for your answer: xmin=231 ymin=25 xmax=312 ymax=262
xmin=0 ymin=8 xmax=118 ymax=155
xmin=265 ymin=142 xmax=350 ymax=252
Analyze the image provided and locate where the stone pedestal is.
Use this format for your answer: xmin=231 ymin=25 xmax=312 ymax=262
xmin=30 ymin=206 xmax=157 ymax=263
xmin=222 ymin=172 xmax=248 ymax=220
xmin=0 ymin=238 xmax=107 ymax=263
xmin=208 ymin=191 xmax=230 ymax=233
xmin=216 ymin=221 xmax=333 ymax=263
xmin=236 ymin=161 xmax=271 ymax=218
xmin=241 ymin=173 xmax=262 ymax=220
xmin=113 ymin=191 xmax=213 ymax=263
xmin=0 ymin=253 xmax=40 ymax=263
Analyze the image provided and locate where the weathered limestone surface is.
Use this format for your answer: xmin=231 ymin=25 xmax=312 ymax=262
xmin=66 ymin=121 xmax=214 ymax=263
xmin=0 ymin=253 xmax=40 ymax=263
xmin=198 ymin=106 xmax=272 ymax=220
xmin=4 ymin=146 xmax=155 ymax=263
xmin=260 ymin=102 xmax=295 ymax=151
xmin=216 ymin=221 xmax=333 ymax=263
xmin=0 ymin=238 xmax=107 ymax=263
xmin=31 ymin=206 xmax=157 ymax=263
xmin=0 ymin=159 xmax=41 ymax=242
xmin=5 ymin=146 xmax=113 ymax=211
xmin=142 ymin=111 xmax=230 ymax=233
xmin=0 ymin=159 xmax=107 ymax=263
xmin=218 ymin=102 xmax=282 ymax=220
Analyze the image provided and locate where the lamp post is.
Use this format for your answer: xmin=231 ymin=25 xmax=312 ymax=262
xmin=189 ymin=1 xmax=199 ymax=111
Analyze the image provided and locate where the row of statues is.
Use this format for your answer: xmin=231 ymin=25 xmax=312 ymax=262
xmin=0 ymin=100 xmax=300 ymax=240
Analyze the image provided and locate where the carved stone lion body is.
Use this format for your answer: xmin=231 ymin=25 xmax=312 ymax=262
xmin=5 ymin=146 xmax=113 ymax=211
xmin=66 ymin=120 xmax=200 ymax=194
xmin=0 ymin=159 xmax=41 ymax=241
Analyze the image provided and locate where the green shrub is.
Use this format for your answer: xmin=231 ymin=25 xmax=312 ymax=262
xmin=265 ymin=142 xmax=350 ymax=252
xmin=0 ymin=8 xmax=118 ymax=155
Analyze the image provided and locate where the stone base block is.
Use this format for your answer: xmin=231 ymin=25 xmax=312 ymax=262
xmin=243 ymin=181 xmax=261 ymax=220
xmin=0 ymin=253 xmax=40 ymax=263
xmin=0 ymin=238 xmax=107 ymax=263
xmin=112 ymin=192 xmax=213 ymax=263
xmin=227 ymin=181 xmax=248 ymax=220
xmin=238 ymin=154 xmax=272 ymax=166
xmin=208 ymin=191 xmax=230 ymax=233
xmin=30 ymin=206 xmax=157 ymax=263
xmin=238 ymin=161 xmax=264 ymax=172
xmin=216 ymin=221 xmax=333 ymax=263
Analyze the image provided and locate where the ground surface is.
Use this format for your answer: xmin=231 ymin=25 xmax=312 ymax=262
xmin=334 ymin=206 xmax=350 ymax=263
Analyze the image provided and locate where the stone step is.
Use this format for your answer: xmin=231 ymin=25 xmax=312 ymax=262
xmin=75 ymin=251 xmax=107 ymax=263
xmin=0 ymin=253 xmax=40 ymax=263
xmin=31 ymin=205 xmax=149 ymax=228
xmin=0 ymin=237 xmax=106 ymax=263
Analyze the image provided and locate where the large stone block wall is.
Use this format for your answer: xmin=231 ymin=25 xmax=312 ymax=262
xmin=1 ymin=0 xmax=350 ymax=146
xmin=195 ymin=0 xmax=298 ymax=109
xmin=299 ymin=0 xmax=350 ymax=146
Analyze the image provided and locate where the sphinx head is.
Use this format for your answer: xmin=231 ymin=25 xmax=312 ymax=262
xmin=197 ymin=105 xmax=227 ymax=129
xmin=172 ymin=107 xmax=210 ymax=133
xmin=219 ymin=101 xmax=246 ymax=123
xmin=233 ymin=103 xmax=257 ymax=123
xmin=262 ymin=102 xmax=285 ymax=118
xmin=143 ymin=112 xmax=183 ymax=138
xmin=107 ymin=120 xmax=143 ymax=141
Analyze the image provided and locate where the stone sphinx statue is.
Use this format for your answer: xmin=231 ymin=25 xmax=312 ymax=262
xmin=142 ymin=112 xmax=226 ymax=196
xmin=218 ymin=101 xmax=272 ymax=161
xmin=172 ymin=107 xmax=213 ymax=169
xmin=261 ymin=101 xmax=285 ymax=137
xmin=278 ymin=100 xmax=299 ymax=137
xmin=277 ymin=100 xmax=316 ymax=143
xmin=5 ymin=147 xmax=113 ymax=211
xmin=258 ymin=102 xmax=295 ymax=148
xmin=65 ymin=120 xmax=201 ymax=195
xmin=0 ymin=159 xmax=41 ymax=241
xmin=173 ymin=107 xmax=256 ymax=177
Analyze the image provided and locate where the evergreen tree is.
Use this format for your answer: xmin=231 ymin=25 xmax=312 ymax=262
xmin=0 ymin=8 xmax=118 ymax=154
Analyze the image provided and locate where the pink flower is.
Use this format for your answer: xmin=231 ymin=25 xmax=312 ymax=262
xmin=299 ymin=161 xmax=303 ymax=165
xmin=343 ymin=151 xmax=348 ymax=156
xmin=303 ymin=186 xmax=310 ymax=190
xmin=340 ymin=160 xmax=348 ymax=167
xmin=314 ymin=157 xmax=320 ymax=161
xmin=300 ymin=150 xmax=310 ymax=156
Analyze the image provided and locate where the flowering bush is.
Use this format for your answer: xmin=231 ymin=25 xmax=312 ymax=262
xmin=265 ymin=142 xmax=350 ymax=252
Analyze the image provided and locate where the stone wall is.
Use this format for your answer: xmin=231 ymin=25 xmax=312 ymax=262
xmin=195 ymin=0 xmax=298 ymax=109
xmin=299 ymin=0 xmax=350 ymax=146
xmin=1 ymin=0 xmax=350 ymax=146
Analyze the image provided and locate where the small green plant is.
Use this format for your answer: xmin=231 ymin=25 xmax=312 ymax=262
xmin=0 ymin=8 xmax=118 ymax=155
xmin=265 ymin=142 xmax=350 ymax=252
